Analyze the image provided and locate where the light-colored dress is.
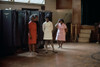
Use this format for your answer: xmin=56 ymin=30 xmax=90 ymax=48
xmin=56 ymin=23 xmax=67 ymax=41
xmin=42 ymin=21 xmax=53 ymax=40
xmin=28 ymin=21 xmax=37 ymax=45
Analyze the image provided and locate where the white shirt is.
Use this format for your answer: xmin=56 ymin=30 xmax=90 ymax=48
xmin=42 ymin=21 xmax=53 ymax=40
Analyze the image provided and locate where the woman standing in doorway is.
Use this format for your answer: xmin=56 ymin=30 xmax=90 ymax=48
xmin=55 ymin=19 xmax=67 ymax=48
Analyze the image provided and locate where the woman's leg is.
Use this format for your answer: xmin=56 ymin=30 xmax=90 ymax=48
xmin=32 ymin=44 xmax=36 ymax=52
xmin=50 ymin=40 xmax=57 ymax=53
xmin=29 ymin=44 xmax=32 ymax=52
xmin=50 ymin=40 xmax=54 ymax=51
xmin=28 ymin=45 xmax=33 ymax=56
xmin=61 ymin=41 xmax=63 ymax=48
xmin=32 ymin=44 xmax=38 ymax=55
xmin=57 ymin=41 xmax=61 ymax=48
xmin=45 ymin=40 xmax=48 ymax=53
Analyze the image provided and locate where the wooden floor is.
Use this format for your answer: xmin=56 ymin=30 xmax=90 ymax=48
xmin=0 ymin=43 xmax=100 ymax=67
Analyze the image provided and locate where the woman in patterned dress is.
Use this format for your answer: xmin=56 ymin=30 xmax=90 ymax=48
xmin=55 ymin=19 xmax=67 ymax=48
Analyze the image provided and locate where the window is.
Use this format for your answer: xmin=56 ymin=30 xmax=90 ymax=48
xmin=0 ymin=0 xmax=10 ymax=1
xmin=0 ymin=0 xmax=45 ymax=4
xmin=14 ymin=0 xmax=45 ymax=4
xmin=14 ymin=0 xmax=29 ymax=3
xmin=30 ymin=0 xmax=45 ymax=4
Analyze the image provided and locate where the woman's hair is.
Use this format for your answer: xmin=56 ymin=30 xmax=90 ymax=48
xmin=58 ymin=19 xmax=64 ymax=23
xmin=29 ymin=14 xmax=38 ymax=21
xmin=45 ymin=15 xmax=50 ymax=20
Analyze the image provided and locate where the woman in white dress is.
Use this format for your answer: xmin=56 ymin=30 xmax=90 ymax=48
xmin=55 ymin=19 xmax=67 ymax=48
xmin=42 ymin=16 xmax=56 ymax=53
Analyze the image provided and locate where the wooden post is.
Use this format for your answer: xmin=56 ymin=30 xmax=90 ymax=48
xmin=75 ymin=24 xmax=77 ymax=42
xmin=71 ymin=23 xmax=73 ymax=42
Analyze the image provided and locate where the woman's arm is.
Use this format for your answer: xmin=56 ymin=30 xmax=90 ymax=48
xmin=64 ymin=24 xmax=68 ymax=32
xmin=42 ymin=23 xmax=45 ymax=32
xmin=51 ymin=22 xmax=53 ymax=31
xmin=28 ymin=32 xmax=32 ymax=39
xmin=55 ymin=22 xmax=59 ymax=28
xmin=65 ymin=28 xmax=68 ymax=32
xmin=28 ymin=24 xmax=32 ymax=39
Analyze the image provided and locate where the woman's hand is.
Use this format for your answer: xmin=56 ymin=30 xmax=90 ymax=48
xmin=30 ymin=35 xmax=32 ymax=39
xmin=55 ymin=22 xmax=59 ymax=28
xmin=28 ymin=32 xmax=32 ymax=39
xmin=65 ymin=29 xmax=68 ymax=32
